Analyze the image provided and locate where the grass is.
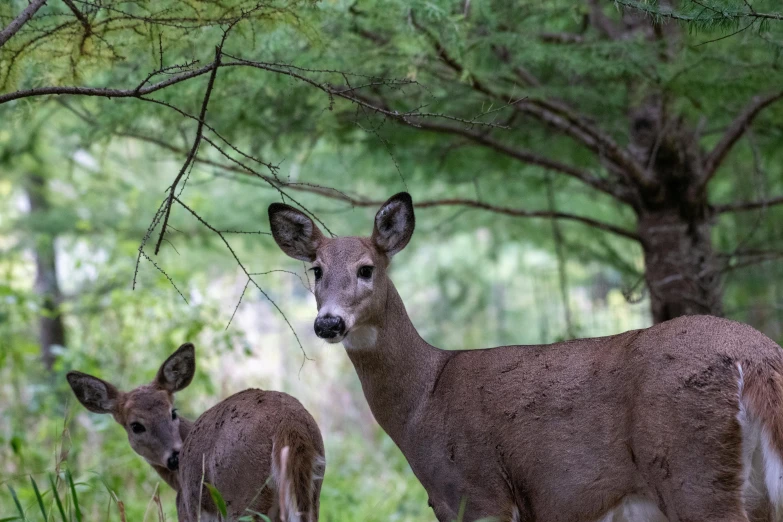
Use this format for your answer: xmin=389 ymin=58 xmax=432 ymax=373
xmin=1 ymin=430 xmax=431 ymax=522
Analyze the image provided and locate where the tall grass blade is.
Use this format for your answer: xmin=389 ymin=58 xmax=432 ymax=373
xmin=48 ymin=474 xmax=67 ymax=522
xmin=65 ymin=470 xmax=82 ymax=522
xmin=6 ymin=485 xmax=26 ymax=521
xmin=29 ymin=477 xmax=48 ymax=521
xmin=204 ymin=483 xmax=228 ymax=518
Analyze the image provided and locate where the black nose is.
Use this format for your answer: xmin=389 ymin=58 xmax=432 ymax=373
xmin=314 ymin=315 xmax=345 ymax=339
xmin=167 ymin=451 xmax=179 ymax=471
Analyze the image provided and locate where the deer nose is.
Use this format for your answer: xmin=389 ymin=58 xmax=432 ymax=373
xmin=314 ymin=315 xmax=345 ymax=339
xmin=167 ymin=451 xmax=179 ymax=471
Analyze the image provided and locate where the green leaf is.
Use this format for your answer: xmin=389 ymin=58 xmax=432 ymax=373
xmin=66 ymin=470 xmax=82 ymax=522
xmin=241 ymin=510 xmax=272 ymax=522
xmin=29 ymin=477 xmax=47 ymax=521
xmin=6 ymin=485 xmax=26 ymax=521
xmin=204 ymin=483 xmax=228 ymax=518
xmin=49 ymin=474 xmax=68 ymax=522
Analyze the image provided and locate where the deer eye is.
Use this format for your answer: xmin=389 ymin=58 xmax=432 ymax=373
xmin=358 ymin=266 xmax=374 ymax=279
xmin=171 ymin=409 xmax=178 ymax=420
xmin=130 ymin=422 xmax=146 ymax=434
xmin=311 ymin=267 xmax=323 ymax=280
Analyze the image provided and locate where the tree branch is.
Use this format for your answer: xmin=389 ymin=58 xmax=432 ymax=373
xmin=118 ymin=130 xmax=639 ymax=241
xmin=0 ymin=61 xmax=216 ymax=105
xmin=153 ymin=47 xmax=221 ymax=255
xmin=341 ymin=91 xmax=633 ymax=202
xmin=714 ymin=195 xmax=783 ymax=213
xmin=700 ymin=91 xmax=783 ymax=187
xmin=0 ymin=0 xmax=49 ymax=48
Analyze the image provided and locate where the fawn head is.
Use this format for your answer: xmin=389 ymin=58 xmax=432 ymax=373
xmin=269 ymin=193 xmax=415 ymax=345
xmin=67 ymin=343 xmax=196 ymax=471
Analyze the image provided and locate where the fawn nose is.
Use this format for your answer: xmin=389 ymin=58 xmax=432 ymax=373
xmin=314 ymin=315 xmax=345 ymax=339
xmin=167 ymin=451 xmax=179 ymax=471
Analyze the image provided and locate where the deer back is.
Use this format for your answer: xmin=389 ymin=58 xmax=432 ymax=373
xmin=177 ymin=389 xmax=325 ymax=521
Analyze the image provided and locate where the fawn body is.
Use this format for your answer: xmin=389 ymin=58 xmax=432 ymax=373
xmin=269 ymin=192 xmax=783 ymax=522
xmin=67 ymin=343 xmax=324 ymax=522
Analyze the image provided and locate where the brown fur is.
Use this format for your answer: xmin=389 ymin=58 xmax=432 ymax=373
xmin=67 ymin=344 xmax=324 ymax=522
xmin=269 ymin=193 xmax=783 ymax=522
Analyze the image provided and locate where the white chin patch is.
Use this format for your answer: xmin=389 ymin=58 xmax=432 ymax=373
xmin=342 ymin=326 xmax=378 ymax=350
xmin=323 ymin=336 xmax=343 ymax=344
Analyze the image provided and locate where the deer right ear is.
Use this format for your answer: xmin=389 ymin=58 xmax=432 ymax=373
xmin=67 ymin=371 xmax=120 ymax=414
xmin=372 ymin=192 xmax=415 ymax=257
xmin=156 ymin=343 xmax=196 ymax=393
xmin=268 ymin=203 xmax=324 ymax=262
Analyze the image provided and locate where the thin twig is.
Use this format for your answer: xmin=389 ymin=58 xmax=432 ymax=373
xmin=153 ymin=46 xmax=222 ymax=255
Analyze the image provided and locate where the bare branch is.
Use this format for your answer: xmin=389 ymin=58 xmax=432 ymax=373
xmin=341 ymin=92 xmax=632 ymax=202
xmin=0 ymin=61 xmax=217 ymax=105
xmin=61 ymin=0 xmax=91 ymax=38
xmin=172 ymin=196 xmax=309 ymax=361
xmin=714 ymin=195 xmax=783 ymax=213
xmin=413 ymin=198 xmax=639 ymax=241
xmin=120 ymin=131 xmax=638 ymax=240
xmin=615 ymin=0 xmax=783 ymax=22
xmin=153 ymin=46 xmax=222 ymax=255
xmin=0 ymin=0 xmax=48 ymax=48
xmin=700 ymin=91 xmax=783 ymax=187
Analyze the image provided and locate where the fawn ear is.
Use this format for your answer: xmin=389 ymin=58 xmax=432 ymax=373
xmin=372 ymin=192 xmax=415 ymax=257
xmin=155 ymin=343 xmax=196 ymax=393
xmin=268 ymin=203 xmax=324 ymax=262
xmin=67 ymin=371 xmax=120 ymax=414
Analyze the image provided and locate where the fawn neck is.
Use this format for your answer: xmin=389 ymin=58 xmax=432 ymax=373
xmin=150 ymin=416 xmax=193 ymax=491
xmin=344 ymin=280 xmax=444 ymax=444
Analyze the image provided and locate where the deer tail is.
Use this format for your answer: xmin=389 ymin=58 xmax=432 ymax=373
xmin=738 ymin=359 xmax=783 ymax=519
xmin=272 ymin=430 xmax=324 ymax=522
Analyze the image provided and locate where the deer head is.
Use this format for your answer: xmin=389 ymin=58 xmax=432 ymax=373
xmin=269 ymin=193 xmax=414 ymax=346
xmin=67 ymin=343 xmax=196 ymax=472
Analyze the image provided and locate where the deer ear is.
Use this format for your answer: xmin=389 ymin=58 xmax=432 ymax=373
xmin=372 ymin=192 xmax=415 ymax=257
xmin=155 ymin=343 xmax=196 ymax=393
xmin=67 ymin=371 xmax=120 ymax=414
xmin=268 ymin=203 xmax=324 ymax=262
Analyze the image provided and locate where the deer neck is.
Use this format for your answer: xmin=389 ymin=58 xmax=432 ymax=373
xmin=343 ymin=280 xmax=444 ymax=444
xmin=148 ymin=416 xmax=194 ymax=492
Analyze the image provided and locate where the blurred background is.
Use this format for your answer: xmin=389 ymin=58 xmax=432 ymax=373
xmin=1 ymin=0 xmax=783 ymax=520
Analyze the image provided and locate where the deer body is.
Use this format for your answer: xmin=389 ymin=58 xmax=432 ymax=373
xmin=269 ymin=193 xmax=783 ymax=522
xmin=178 ymin=388 xmax=325 ymax=522
xmin=67 ymin=344 xmax=324 ymax=522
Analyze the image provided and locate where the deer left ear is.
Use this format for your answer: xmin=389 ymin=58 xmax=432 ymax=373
xmin=155 ymin=343 xmax=196 ymax=393
xmin=268 ymin=203 xmax=325 ymax=262
xmin=372 ymin=192 xmax=415 ymax=257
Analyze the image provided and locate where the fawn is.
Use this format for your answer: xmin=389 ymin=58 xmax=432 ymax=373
xmin=67 ymin=343 xmax=325 ymax=521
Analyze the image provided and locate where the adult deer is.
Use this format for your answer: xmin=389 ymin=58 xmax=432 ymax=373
xmin=67 ymin=343 xmax=324 ymax=522
xmin=270 ymin=192 xmax=783 ymax=522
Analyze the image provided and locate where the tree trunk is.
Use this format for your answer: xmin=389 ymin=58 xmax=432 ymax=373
xmin=25 ymin=173 xmax=67 ymax=371
xmin=637 ymin=210 xmax=723 ymax=323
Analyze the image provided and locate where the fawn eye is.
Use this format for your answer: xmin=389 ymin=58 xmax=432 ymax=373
xmin=130 ymin=422 xmax=146 ymax=434
xmin=171 ymin=409 xmax=178 ymax=420
xmin=358 ymin=266 xmax=374 ymax=279
xmin=311 ymin=267 xmax=323 ymax=280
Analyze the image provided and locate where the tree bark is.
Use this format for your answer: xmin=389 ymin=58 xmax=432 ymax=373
xmin=637 ymin=211 xmax=723 ymax=323
xmin=25 ymin=174 xmax=66 ymax=371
